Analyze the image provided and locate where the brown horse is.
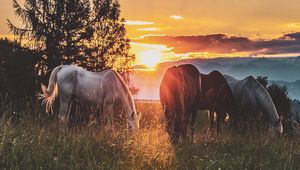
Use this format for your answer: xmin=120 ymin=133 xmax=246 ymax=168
xmin=160 ymin=64 xmax=201 ymax=143
xmin=160 ymin=64 xmax=237 ymax=143
xmin=195 ymin=71 xmax=237 ymax=136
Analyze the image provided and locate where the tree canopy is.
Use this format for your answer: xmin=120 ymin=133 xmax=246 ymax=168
xmin=8 ymin=0 xmax=134 ymax=79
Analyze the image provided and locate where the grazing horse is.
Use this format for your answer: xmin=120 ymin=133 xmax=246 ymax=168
xmin=160 ymin=64 xmax=201 ymax=143
xmin=39 ymin=65 xmax=141 ymax=132
xmin=191 ymin=70 xmax=237 ymax=138
xmin=224 ymin=75 xmax=283 ymax=135
xmin=160 ymin=64 xmax=236 ymax=143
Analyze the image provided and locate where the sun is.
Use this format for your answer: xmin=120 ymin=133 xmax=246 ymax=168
xmin=137 ymin=50 xmax=163 ymax=68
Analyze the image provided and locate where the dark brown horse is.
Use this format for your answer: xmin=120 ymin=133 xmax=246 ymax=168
xmin=194 ymin=71 xmax=237 ymax=136
xmin=160 ymin=64 xmax=237 ymax=143
xmin=160 ymin=64 xmax=201 ymax=143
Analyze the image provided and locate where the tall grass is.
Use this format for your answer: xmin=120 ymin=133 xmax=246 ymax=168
xmin=0 ymin=99 xmax=299 ymax=169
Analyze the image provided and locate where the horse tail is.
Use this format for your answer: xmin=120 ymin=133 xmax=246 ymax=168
xmin=39 ymin=65 xmax=63 ymax=113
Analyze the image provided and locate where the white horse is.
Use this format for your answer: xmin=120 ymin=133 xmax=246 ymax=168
xmin=224 ymin=75 xmax=283 ymax=135
xmin=39 ymin=65 xmax=141 ymax=132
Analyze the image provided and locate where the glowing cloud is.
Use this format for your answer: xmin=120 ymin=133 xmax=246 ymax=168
xmin=169 ymin=15 xmax=184 ymax=20
xmin=124 ymin=20 xmax=154 ymax=25
xmin=130 ymin=42 xmax=175 ymax=67
xmin=134 ymin=32 xmax=300 ymax=56
xmin=137 ymin=50 xmax=162 ymax=68
xmin=287 ymin=23 xmax=300 ymax=29
xmin=137 ymin=27 xmax=160 ymax=31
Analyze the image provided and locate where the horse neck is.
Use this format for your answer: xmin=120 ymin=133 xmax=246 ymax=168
xmin=112 ymin=71 xmax=137 ymax=117
xmin=123 ymin=90 xmax=136 ymax=115
xmin=256 ymin=86 xmax=279 ymax=124
xmin=117 ymin=81 xmax=136 ymax=117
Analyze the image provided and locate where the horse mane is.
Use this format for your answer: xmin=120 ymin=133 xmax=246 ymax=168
xmin=111 ymin=71 xmax=136 ymax=112
xmin=209 ymin=70 xmax=223 ymax=77
xmin=160 ymin=66 xmax=184 ymax=112
xmin=244 ymin=76 xmax=280 ymax=124
xmin=207 ymin=71 xmax=237 ymax=114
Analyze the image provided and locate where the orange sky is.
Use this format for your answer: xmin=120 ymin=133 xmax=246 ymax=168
xmin=120 ymin=0 xmax=300 ymax=68
xmin=2 ymin=0 xmax=300 ymax=68
xmin=119 ymin=0 xmax=300 ymax=38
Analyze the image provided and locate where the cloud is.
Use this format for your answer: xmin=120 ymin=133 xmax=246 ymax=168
xmin=169 ymin=15 xmax=184 ymax=20
xmin=134 ymin=32 xmax=300 ymax=56
xmin=284 ymin=32 xmax=300 ymax=40
xmin=137 ymin=27 xmax=160 ymax=31
xmin=124 ymin=20 xmax=154 ymax=25
xmin=287 ymin=23 xmax=300 ymax=29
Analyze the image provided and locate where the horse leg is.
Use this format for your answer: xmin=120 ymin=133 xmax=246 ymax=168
xmin=181 ymin=122 xmax=188 ymax=141
xmin=231 ymin=114 xmax=238 ymax=134
xmin=216 ymin=111 xmax=221 ymax=134
xmin=208 ymin=110 xmax=215 ymax=135
xmin=169 ymin=119 xmax=179 ymax=144
xmin=171 ymin=131 xmax=179 ymax=144
xmin=95 ymin=106 xmax=101 ymax=125
xmin=105 ymin=104 xmax=115 ymax=135
xmin=190 ymin=110 xmax=197 ymax=143
xmin=58 ymin=94 xmax=73 ymax=127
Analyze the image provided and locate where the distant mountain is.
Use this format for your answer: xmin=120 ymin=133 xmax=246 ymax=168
xmin=157 ymin=57 xmax=300 ymax=81
xmin=132 ymin=57 xmax=300 ymax=100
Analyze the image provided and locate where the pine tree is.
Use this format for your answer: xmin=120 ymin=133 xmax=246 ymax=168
xmin=7 ymin=0 xmax=91 ymax=74
xmin=8 ymin=0 xmax=134 ymax=81
xmin=83 ymin=0 xmax=135 ymax=79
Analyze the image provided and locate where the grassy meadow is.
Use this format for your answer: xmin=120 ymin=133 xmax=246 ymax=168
xmin=0 ymin=99 xmax=300 ymax=169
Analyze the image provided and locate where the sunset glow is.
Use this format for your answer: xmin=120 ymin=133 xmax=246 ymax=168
xmin=2 ymin=0 xmax=300 ymax=68
xmin=136 ymin=50 xmax=163 ymax=68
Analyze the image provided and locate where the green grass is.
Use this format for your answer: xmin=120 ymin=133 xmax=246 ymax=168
xmin=0 ymin=100 xmax=299 ymax=169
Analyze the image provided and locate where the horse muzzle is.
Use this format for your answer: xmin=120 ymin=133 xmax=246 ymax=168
xmin=58 ymin=115 xmax=69 ymax=125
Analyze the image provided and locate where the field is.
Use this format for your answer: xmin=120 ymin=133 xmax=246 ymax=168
xmin=0 ymin=99 xmax=300 ymax=169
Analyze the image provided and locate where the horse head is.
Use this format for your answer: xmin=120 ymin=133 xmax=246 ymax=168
xmin=270 ymin=116 xmax=283 ymax=136
xmin=291 ymin=118 xmax=300 ymax=136
xmin=128 ymin=111 xmax=142 ymax=133
xmin=58 ymin=113 xmax=70 ymax=126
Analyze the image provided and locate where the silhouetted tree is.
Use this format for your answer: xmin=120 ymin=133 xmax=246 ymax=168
xmin=82 ymin=0 xmax=135 ymax=83
xmin=256 ymin=76 xmax=293 ymax=133
xmin=0 ymin=38 xmax=41 ymax=102
xmin=268 ymin=84 xmax=294 ymax=135
xmin=256 ymin=76 xmax=268 ymax=89
xmin=8 ymin=0 xmax=134 ymax=80
xmin=257 ymin=76 xmax=292 ymax=115
xmin=7 ymin=0 xmax=91 ymax=75
xmin=268 ymin=84 xmax=291 ymax=118
xmin=292 ymin=99 xmax=300 ymax=122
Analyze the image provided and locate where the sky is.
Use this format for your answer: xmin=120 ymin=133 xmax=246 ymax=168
xmin=2 ymin=0 xmax=300 ymax=68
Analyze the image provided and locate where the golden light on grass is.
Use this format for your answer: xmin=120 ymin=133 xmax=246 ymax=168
xmin=122 ymin=102 xmax=175 ymax=168
xmin=128 ymin=125 xmax=175 ymax=167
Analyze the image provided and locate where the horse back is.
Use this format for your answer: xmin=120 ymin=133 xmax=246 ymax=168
xmin=177 ymin=64 xmax=201 ymax=112
xmin=160 ymin=66 xmax=185 ymax=114
xmin=200 ymin=70 xmax=229 ymax=109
